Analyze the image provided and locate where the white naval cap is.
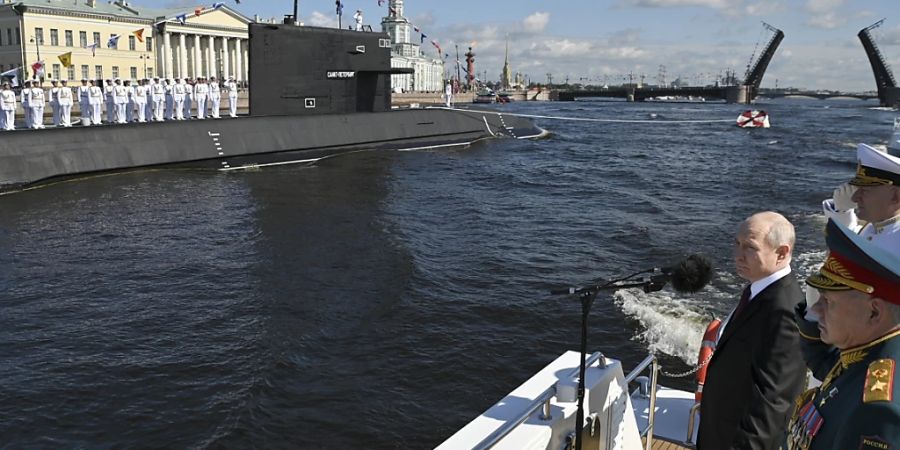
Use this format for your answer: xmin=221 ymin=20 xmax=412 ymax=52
xmin=850 ymin=143 xmax=900 ymax=187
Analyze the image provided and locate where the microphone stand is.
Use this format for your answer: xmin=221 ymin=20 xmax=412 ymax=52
xmin=556 ymin=277 xmax=660 ymax=450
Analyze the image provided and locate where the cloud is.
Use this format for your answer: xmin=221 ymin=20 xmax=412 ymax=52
xmin=804 ymin=0 xmax=847 ymax=29
xmin=619 ymin=0 xmax=729 ymax=8
xmin=522 ymin=12 xmax=550 ymax=33
xmin=307 ymin=11 xmax=336 ymax=28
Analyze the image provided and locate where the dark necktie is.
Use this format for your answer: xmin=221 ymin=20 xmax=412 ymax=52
xmin=732 ymin=286 xmax=751 ymax=320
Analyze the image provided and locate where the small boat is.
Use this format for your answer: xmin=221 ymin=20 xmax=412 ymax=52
xmin=473 ymin=90 xmax=498 ymax=104
xmin=736 ymin=110 xmax=770 ymax=128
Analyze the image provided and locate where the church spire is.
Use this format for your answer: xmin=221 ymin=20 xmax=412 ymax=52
xmin=501 ymin=36 xmax=512 ymax=89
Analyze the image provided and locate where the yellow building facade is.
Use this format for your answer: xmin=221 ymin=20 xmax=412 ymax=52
xmin=0 ymin=0 xmax=250 ymax=83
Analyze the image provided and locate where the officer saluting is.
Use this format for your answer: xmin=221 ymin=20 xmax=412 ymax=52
xmin=791 ymin=218 xmax=900 ymax=450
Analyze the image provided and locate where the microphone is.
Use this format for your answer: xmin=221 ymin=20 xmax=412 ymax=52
xmin=550 ymin=254 xmax=713 ymax=295
xmin=652 ymin=254 xmax=714 ymax=293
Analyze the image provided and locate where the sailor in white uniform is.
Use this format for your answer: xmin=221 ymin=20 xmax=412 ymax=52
xmin=354 ymin=9 xmax=364 ymax=31
xmin=208 ymin=76 xmax=221 ymax=119
xmin=164 ymin=78 xmax=175 ymax=120
xmin=88 ymin=79 xmax=104 ymax=125
xmin=183 ymin=78 xmax=194 ymax=120
xmin=77 ymin=78 xmax=90 ymax=123
xmin=143 ymin=79 xmax=153 ymax=122
xmin=225 ymin=77 xmax=238 ymax=118
xmin=112 ymin=79 xmax=128 ymax=124
xmin=133 ymin=79 xmax=148 ymax=123
xmin=194 ymin=76 xmax=209 ymax=120
xmin=57 ymin=79 xmax=73 ymax=127
xmin=172 ymin=78 xmax=186 ymax=120
xmin=20 ymin=80 xmax=32 ymax=128
xmin=151 ymin=77 xmax=165 ymax=121
xmin=104 ymin=78 xmax=115 ymax=124
xmin=0 ymin=82 xmax=16 ymax=130
xmin=125 ymin=80 xmax=136 ymax=123
xmin=29 ymin=80 xmax=45 ymax=129
xmin=49 ymin=80 xmax=61 ymax=127
xmin=822 ymin=143 xmax=900 ymax=249
xmin=444 ymin=81 xmax=453 ymax=107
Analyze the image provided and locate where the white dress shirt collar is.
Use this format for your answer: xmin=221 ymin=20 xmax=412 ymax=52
xmin=749 ymin=265 xmax=791 ymax=300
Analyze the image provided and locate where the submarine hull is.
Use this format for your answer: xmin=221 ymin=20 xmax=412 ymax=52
xmin=0 ymin=108 xmax=543 ymax=193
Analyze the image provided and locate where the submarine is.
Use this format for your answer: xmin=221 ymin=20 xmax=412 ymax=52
xmin=0 ymin=23 xmax=544 ymax=193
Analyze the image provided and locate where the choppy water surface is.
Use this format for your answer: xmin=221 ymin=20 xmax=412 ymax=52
xmin=0 ymin=99 xmax=891 ymax=448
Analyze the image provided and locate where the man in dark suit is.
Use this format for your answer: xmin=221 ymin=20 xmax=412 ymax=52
xmin=697 ymin=211 xmax=808 ymax=449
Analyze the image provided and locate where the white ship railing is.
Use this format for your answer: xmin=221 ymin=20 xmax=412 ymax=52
xmin=471 ymin=351 xmax=606 ymax=450
xmin=625 ymin=354 xmax=660 ymax=450
xmin=471 ymin=351 xmax=660 ymax=450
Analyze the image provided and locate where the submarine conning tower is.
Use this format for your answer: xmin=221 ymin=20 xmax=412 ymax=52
xmin=249 ymin=23 xmax=413 ymax=116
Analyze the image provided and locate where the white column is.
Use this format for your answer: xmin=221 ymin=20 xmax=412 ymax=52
xmin=162 ymin=31 xmax=171 ymax=78
xmin=242 ymin=44 xmax=248 ymax=81
xmin=222 ymin=36 xmax=230 ymax=80
xmin=207 ymin=35 xmax=215 ymax=78
xmin=234 ymin=39 xmax=243 ymax=83
xmin=193 ymin=34 xmax=201 ymax=78
xmin=178 ymin=33 xmax=187 ymax=78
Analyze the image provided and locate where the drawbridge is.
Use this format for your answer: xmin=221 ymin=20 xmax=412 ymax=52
xmin=558 ymin=23 xmax=784 ymax=104
xmin=859 ymin=19 xmax=900 ymax=107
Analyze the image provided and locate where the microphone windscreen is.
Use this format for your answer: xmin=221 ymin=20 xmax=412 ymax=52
xmin=671 ymin=254 xmax=713 ymax=293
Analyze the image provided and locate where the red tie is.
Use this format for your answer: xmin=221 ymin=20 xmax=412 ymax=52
xmin=732 ymin=286 xmax=751 ymax=320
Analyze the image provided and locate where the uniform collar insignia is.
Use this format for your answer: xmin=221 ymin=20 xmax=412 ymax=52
xmin=839 ymin=328 xmax=900 ymax=369
xmin=871 ymin=214 xmax=900 ymax=234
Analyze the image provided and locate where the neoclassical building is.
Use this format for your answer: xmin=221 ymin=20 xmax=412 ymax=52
xmin=0 ymin=0 xmax=249 ymax=82
xmin=381 ymin=0 xmax=444 ymax=92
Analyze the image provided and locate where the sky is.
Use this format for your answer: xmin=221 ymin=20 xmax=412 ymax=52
xmin=146 ymin=0 xmax=900 ymax=92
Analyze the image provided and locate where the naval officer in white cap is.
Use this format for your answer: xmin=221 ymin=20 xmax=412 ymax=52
xmin=823 ymin=143 xmax=900 ymax=249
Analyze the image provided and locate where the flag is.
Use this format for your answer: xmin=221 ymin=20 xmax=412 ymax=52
xmin=388 ymin=6 xmax=396 ymax=16
xmin=133 ymin=28 xmax=144 ymax=43
xmin=84 ymin=42 xmax=98 ymax=57
xmin=176 ymin=13 xmax=187 ymax=24
xmin=212 ymin=2 xmax=225 ymax=9
xmin=431 ymin=40 xmax=442 ymax=55
xmin=58 ymin=52 xmax=73 ymax=68
xmin=377 ymin=0 xmax=384 ymax=6
xmin=1 ymin=67 xmax=19 ymax=87
xmin=420 ymin=32 xmax=427 ymax=44
xmin=31 ymin=60 xmax=45 ymax=78
xmin=107 ymin=34 xmax=120 ymax=49
xmin=413 ymin=26 xmax=420 ymax=33
xmin=335 ymin=1 xmax=343 ymax=16
xmin=195 ymin=7 xmax=203 ymax=16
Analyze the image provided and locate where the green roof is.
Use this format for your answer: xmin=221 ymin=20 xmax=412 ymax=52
xmin=15 ymin=0 xmax=249 ymax=23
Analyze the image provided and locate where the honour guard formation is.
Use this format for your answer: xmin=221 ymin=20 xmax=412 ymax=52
xmin=0 ymin=76 xmax=244 ymax=130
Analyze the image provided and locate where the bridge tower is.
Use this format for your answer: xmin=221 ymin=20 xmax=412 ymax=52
xmin=727 ymin=22 xmax=784 ymax=104
xmin=858 ymin=19 xmax=900 ymax=107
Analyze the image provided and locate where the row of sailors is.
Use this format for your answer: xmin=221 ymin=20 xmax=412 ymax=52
xmin=0 ymin=76 xmax=241 ymax=131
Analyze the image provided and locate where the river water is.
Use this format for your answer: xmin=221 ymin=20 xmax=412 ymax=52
xmin=0 ymin=98 xmax=892 ymax=448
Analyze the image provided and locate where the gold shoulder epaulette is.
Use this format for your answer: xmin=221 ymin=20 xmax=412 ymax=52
xmin=863 ymin=358 xmax=894 ymax=403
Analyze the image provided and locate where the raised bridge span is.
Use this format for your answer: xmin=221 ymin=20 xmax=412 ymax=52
xmin=558 ymin=23 xmax=784 ymax=104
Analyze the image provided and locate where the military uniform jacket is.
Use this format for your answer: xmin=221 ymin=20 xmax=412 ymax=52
xmin=0 ymin=89 xmax=16 ymax=110
xmin=697 ymin=273 xmax=808 ymax=450
xmin=859 ymin=215 xmax=900 ymax=251
xmin=791 ymin=310 xmax=900 ymax=450
xmin=77 ymin=85 xmax=90 ymax=102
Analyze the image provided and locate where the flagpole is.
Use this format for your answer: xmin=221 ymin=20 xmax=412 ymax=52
xmin=293 ymin=0 xmax=299 ymax=25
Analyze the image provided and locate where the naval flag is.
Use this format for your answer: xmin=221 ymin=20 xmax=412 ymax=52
xmin=58 ymin=52 xmax=73 ymax=68
xmin=420 ymin=32 xmax=427 ymax=44
xmin=1 ymin=67 xmax=19 ymax=87
xmin=212 ymin=2 xmax=225 ymax=9
xmin=107 ymin=34 xmax=120 ymax=49
xmin=335 ymin=1 xmax=343 ymax=16
xmin=84 ymin=42 xmax=98 ymax=57
xmin=378 ymin=0 xmax=385 ymax=6
xmin=133 ymin=28 xmax=144 ymax=43
xmin=31 ymin=60 xmax=45 ymax=78
xmin=194 ymin=6 xmax=203 ymax=17
xmin=176 ymin=13 xmax=187 ymax=25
